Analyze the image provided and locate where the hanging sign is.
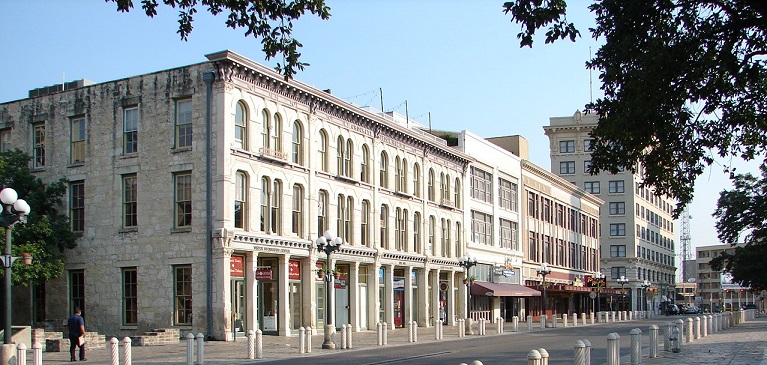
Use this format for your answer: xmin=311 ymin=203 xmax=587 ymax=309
xmin=255 ymin=268 xmax=272 ymax=281
xmin=289 ymin=260 xmax=301 ymax=280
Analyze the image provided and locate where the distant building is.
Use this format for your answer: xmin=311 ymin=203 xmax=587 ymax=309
xmin=544 ymin=111 xmax=677 ymax=313
xmin=696 ymin=243 xmax=755 ymax=311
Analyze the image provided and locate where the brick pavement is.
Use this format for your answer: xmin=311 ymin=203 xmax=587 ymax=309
xmin=25 ymin=313 xmax=767 ymax=364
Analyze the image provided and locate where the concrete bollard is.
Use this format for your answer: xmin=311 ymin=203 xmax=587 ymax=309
xmin=540 ymin=314 xmax=546 ymax=330
xmin=306 ymin=326 xmax=313 ymax=353
xmin=582 ymin=312 xmax=587 ymax=325
xmin=590 ymin=312 xmax=595 ymax=324
xmin=256 ymin=329 xmax=263 ymax=359
xmin=527 ymin=349 xmax=542 ymax=365
xmin=457 ymin=319 xmax=464 ymax=337
xmin=694 ymin=317 xmax=700 ymax=340
xmin=607 ymin=333 xmax=619 ymax=365
xmin=583 ymin=338 xmax=592 ymax=365
xmin=618 ymin=311 xmax=622 ymax=321
xmin=435 ymin=320 xmax=441 ymax=340
xmin=664 ymin=321 xmax=672 ymax=351
xmin=685 ymin=318 xmax=693 ymax=343
xmin=467 ymin=318 xmax=475 ymax=336
xmin=630 ymin=328 xmax=642 ymax=365
xmin=196 ymin=333 xmax=205 ymax=365
xmin=671 ymin=326 xmax=681 ymax=353
xmin=343 ymin=325 xmax=350 ymax=349
xmin=703 ymin=316 xmax=709 ymax=337
xmin=574 ymin=340 xmax=586 ymax=365
xmin=299 ymin=327 xmax=306 ymax=353
xmin=383 ymin=322 xmax=388 ymax=345
xmin=470 ymin=361 xmax=484 ymax=365
xmin=407 ymin=320 xmax=413 ymax=343
xmin=247 ymin=330 xmax=255 ymax=359
xmin=513 ymin=316 xmax=519 ymax=332
xmin=563 ymin=314 xmax=568 ymax=328
xmin=573 ymin=312 xmax=578 ymax=326
xmin=552 ymin=315 xmax=558 ymax=328
xmin=648 ymin=325 xmax=658 ymax=358
xmin=538 ymin=348 xmax=549 ymax=365
xmin=527 ymin=315 xmax=533 ymax=331
xmin=497 ymin=317 xmax=503 ymax=333
xmin=413 ymin=321 xmax=418 ymax=342
xmin=612 ymin=311 xmax=617 ymax=322
xmin=674 ymin=319 xmax=684 ymax=346
xmin=377 ymin=322 xmax=383 ymax=345
xmin=109 ymin=337 xmax=120 ymax=365
xmin=712 ymin=314 xmax=718 ymax=333
xmin=32 ymin=342 xmax=42 ymax=365
xmin=16 ymin=343 xmax=26 ymax=365
xmin=186 ymin=333 xmax=194 ymax=365
xmin=122 ymin=337 xmax=132 ymax=365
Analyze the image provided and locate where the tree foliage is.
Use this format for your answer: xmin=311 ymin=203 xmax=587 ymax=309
xmin=710 ymin=165 xmax=767 ymax=290
xmin=505 ymin=0 xmax=767 ymax=216
xmin=108 ymin=0 xmax=331 ymax=79
xmin=0 ymin=150 xmax=76 ymax=286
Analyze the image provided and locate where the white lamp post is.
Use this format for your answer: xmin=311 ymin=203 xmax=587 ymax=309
xmin=0 ymin=187 xmax=32 ymax=344
xmin=537 ymin=263 xmax=552 ymax=315
xmin=458 ymin=254 xmax=477 ymax=317
xmin=641 ymin=280 xmax=651 ymax=311
xmin=316 ymin=230 xmax=342 ymax=349
xmin=617 ymin=275 xmax=630 ymax=311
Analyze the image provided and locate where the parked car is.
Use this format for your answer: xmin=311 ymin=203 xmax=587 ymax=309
xmin=684 ymin=305 xmax=701 ymax=314
xmin=665 ymin=304 xmax=680 ymax=315
xmin=743 ymin=303 xmax=757 ymax=310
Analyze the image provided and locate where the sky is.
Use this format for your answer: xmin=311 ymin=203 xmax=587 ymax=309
xmin=0 ymin=1 xmax=759 ymax=274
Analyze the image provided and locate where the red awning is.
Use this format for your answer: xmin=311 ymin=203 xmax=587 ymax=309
xmin=470 ymin=281 xmax=541 ymax=297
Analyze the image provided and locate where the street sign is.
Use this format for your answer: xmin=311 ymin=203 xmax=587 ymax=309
xmin=589 ymin=291 xmax=597 ymax=299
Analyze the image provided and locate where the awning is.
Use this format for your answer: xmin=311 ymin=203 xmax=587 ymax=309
xmin=470 ymin=281 xmax=541 ymax=297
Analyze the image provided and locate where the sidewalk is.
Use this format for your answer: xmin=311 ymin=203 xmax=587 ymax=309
xmin=29 ymin=314 xmax=767 ymax=364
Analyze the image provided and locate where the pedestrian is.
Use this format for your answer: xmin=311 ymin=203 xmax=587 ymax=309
xmin=67 ymin=307 xmax=86 ymax=361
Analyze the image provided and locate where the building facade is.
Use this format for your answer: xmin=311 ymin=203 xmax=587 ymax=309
xmin=0 ymin=50 xmax=473 ymax=339
xmin=544 ymin=111 xmax=677 ymax=313
xmin=695 ymin=243 xmax=756 ymax=312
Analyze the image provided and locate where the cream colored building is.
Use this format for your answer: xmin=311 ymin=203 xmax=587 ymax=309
xmin=544 ymin=111 xmax=677 ymax=312
xmin=695 ymin=243 xmax=755 ymax=312
xmin=0 ymin=50 xmax=472 ymax=339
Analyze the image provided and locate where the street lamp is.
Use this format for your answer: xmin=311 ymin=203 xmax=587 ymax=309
xmin=594 ymin=272 xmax=605 ymax=313
xmin=458 ymin=253 xmax=477 ymax=321
xmin=617 ymin=275 xmax=629 ymax=311
xmin=0 ymin=187 xmax=32 ymax=344
xmin=316 ymin=230 xmax=343 ymax=350
xmin=537 ymin=263 xmax=551 ymax=316
xmin=640 ymin=280 xmax=651 ymax=312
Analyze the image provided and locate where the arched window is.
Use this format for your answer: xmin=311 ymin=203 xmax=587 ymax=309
xmin=428 ymin=169 xmax=435 ymax=201
xmin=454 ymin=178 xmax=462 ymax=209
xmin=428 ymin=215 xmax=436 ymax=255
xmin=360 ymin=144 xmax=370 ymax=183
xmin=272 ymin=113 xmax=282 ymax=152
xmin=413 ymin=212 xmax=422 ymax=253
xmin=345 ymin=139 xmax=353 ymax=178
xmin=319 ymin=129 xmax=329 ymax=172
xmin=337 ymin=136 xmax=345 ymax=175
xmin=260 ymin=177 xmax=271 ymax=232
xmin=441 ymin=218 xmax=447 ymax=257
xmin=379 ymin=151 xmax=389 ymax=188
xmin=361 ymin=200 xmax=371 ymax=247
xmin=291 ymin=121 xmax=303 ymax=165
xmin=380 ymin=204 xmax=389 ymax=249
xmin=261 ymin=109 xmax=270 ymax=149
xmin=260 ymin=177 xmax=281 ymax=234
xmin=234 ymin=171 xmax=247 ymax=229
xmin=413 ymin=163 xmax=421 ymax=197
xmin=235 ymin=101 xmax=248 ymax=150
xmin=318 ymin=190 xmax=328 ymax=233
xmin=291 ymin=184 xmax=303 ymax=236
xmin=455 ymin=222 xmax=462 ymax=257
xmin=395 ymin=157 xmax=402 ymax=191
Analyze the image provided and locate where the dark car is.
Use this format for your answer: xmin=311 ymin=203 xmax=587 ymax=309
xmin=743 ymin=304 xmax=757 ymax=310
xmin=665 ymin=304 xmax=680 ymax=315
xmin=684 ymin=305 xmax=701 ymax=314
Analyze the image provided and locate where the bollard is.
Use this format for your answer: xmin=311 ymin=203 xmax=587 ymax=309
xmin=630 ymin=328 xmax=642 ymax=365
xmin=513 ymin=316 xmax=519 ymax=332
xmin=256 ymin=329 xmax=263 ymax=359
xmin=574 ymin=340 xmax=586 ymax=365
xmin=712 ymin=314 xmax=718 ymax=333
xmin=413 ymin=321 xmax=418 ymax=342
xmin=703 ymin=316 xmax=708 ymax=337
xmin=674 ymin=319 xmax=684 ymax=346
xmin=528 ymin=349 xmax=542 ymax=365
xmin=247 ymin=330 xmax=255 ymax=359
xmin=497 ymin=317 xmax=503 ymax=333
xmin=539 ymin=348 xmax=549 ymax=365
xmin=685 ymin=318 xmax=693 ymax=343
xmin=345 ymin=324 xmax=352 ymax=349
xmin=383 ymin=322 xmax=388 ymax=345
xmin=481 ymin=318 xmax=486 ymax=335
xmin=563 ymin=314 xmax=568 ymax=328
xmin=606 ymin=333 xmax=619 ymax=365
xmin=663 ymin=322 xmax=672 ymax=351
xmin=582 ymin=313 xmax=587 ymax=325
xmin=186 ymin=333 xmax=194 ymax=365
xmin=694 ymin=317 xmax=700 ymax=340
xmin=583 ymin=338 xmax=592 ymax=365
xmin=590 ymin=312 xmax=595 ymax=324
xmin=470 ymin=361 xmax=484 ymax=365
xmin=122 ymin=337 xmax=132 ymax=365
xmin=573 ymin=312 xmax=578 ymax=326
xmin=648 ymin=325 xmax=658 ymax=358
xmin=17 ymin=343 xmax=26 ymax=365
xmin=299 ymin=327 xmax=306 ymax=353
xmin=467 ymin=317 xmax=475 ymax=336
xmin=110 ymin=337 xmax=120 ymax=365
xmin=407 ymin=320 xmax=413 ymax=343
xmin=32 ymin=342 xmax=42 ymax=365
xmin=340 ymin=324 xmax=347 ymax=349
xmin=435 ymin=320 xmax=441 ymax=340
xmin=540 ymin=314 xmax=546 ymax=330
xmin=377 ymin=322 xmax=383 ymax=345
xmin=196 ymin=333 xmax=205 ymax=365
xmin=671 ymin=326 xmax=680 ymax=353
xmin=527 ymin=315 xmax=533 ymax=331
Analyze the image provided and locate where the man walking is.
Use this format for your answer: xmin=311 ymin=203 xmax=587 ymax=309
xmin=67 ymin=308 xmax=86 ymax=361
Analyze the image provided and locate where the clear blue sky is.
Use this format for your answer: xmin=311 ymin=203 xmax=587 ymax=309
xmin=0 ymin=1 xmax=756 ymax=270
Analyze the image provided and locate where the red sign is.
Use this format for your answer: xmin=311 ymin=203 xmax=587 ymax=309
xmin=230 ymin=256 xmax=244 ymax=278
xmin=289 ymin=260 xmax=301 ymax=280
xmin=256 ymin=269 xmax=272 ymax=281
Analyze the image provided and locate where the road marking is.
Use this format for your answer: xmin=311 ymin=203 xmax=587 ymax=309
xmin=761 ymin=348 xmax=767 ymax=365
xmin=359 ymin=351 xmax=453 ymax=365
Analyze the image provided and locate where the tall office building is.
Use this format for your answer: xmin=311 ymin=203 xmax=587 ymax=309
xmin=544 ymin=111 xmax=677 ymax=312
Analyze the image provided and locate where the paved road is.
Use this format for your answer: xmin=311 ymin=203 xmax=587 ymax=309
xmin=30 ymin=313 xmax=767 ymax=364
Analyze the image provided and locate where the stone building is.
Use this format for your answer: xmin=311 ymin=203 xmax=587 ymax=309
xmin=544 ymin=111 xmax=677 ymax=313
xmin=0 ymin=50 xmax=472 ymax=339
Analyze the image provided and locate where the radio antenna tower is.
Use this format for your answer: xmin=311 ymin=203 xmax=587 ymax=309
xmin=680 ymin=208 xmax=692 ymax=282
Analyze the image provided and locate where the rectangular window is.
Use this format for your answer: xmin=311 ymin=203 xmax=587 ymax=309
xmin=499 ymin=219 xmax=517 ymax=250
xmin=610 ymin=245 xmax=626 ymax=257
xmin=380 ymin=205 xmax=389 ymax=249
xmin=70 ymin=117 xmax=86 ymax=164
xmin=583 ymin=160 xmax=591 ymax=173
xmin=361 ymin=200 xmax=370 ymax=247
xmin=292 ymin=184 xmax=303 ymax=236
xmin=174 ymin=172 xmax=192 ymax=228
xmin=70 ymin=181 xmax=85 ymax=232
xmin=609 ymin=202 xmax=625 ymax=215
xmin=559 ymin=161 xmax=575 ymax=174
xmin=69 ymin=270 xmax=85 ymax=315
xmin=0 ymin=129 xmax=11 ymax=152
xmin=584 ymin=139 xmax=594 ymax=151
xmin=498 ymin=178 xmax=518 ymax=211
xmin=174 ymin=265 xmax=193 ymax=325
xmin=584 ymin=181 xmax=600 ymax=194
xmin=122 ymin=267 xmax=138 ymax=326
xmin=609 ymin=180 xmax=625 ymax=193
xmin=123 ymin=174 xmax=138 ymax=228
xmin=33 ymin=123 xmax=45 ymax=168
xmin=611 ymin=266 xmax=627 ymax=279
xmin=609 ymin=223 xmax=626 ymax=236
xmin=124 ymin=106 xmax=138 ymax=154
xmin=413 ymin=212 xmax=421 ymax=253
xmin=471 ymin=210 xmax=492 ymax=245
xmin=175 ymin=99 xmax=193 ymax=148
xmin=470 ymin=167 xmax=492 ymax=203
xmin=559 ymin=140 xmax=575 ymax=153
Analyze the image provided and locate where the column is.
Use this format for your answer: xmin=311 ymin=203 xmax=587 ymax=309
xmin=246 ymin=251 xmax=259 ymax=334
xmin=404 ymin=266 xmax=414 ymax=325
xmin=278 ymin=254 xmax=291 ymax=336
xmin=302 ymin=256 xmax=316 ymax=331
xmin=448 ymin=271 xmax=456 ymax=325
xmin=417 ymin=267 xmax=428 ymax=327
xmin=385 ymin=264 xmax=395 ymax=327
xmin=349 ymin=261 xmax=360 ymax=332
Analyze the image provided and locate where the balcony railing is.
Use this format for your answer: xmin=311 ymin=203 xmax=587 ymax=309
xmin=259 ymin=147 xmax=287 ymax=162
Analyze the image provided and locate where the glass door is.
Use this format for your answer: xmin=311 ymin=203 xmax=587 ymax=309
xmin=231 ymin=279 xmax=246 ymax=336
